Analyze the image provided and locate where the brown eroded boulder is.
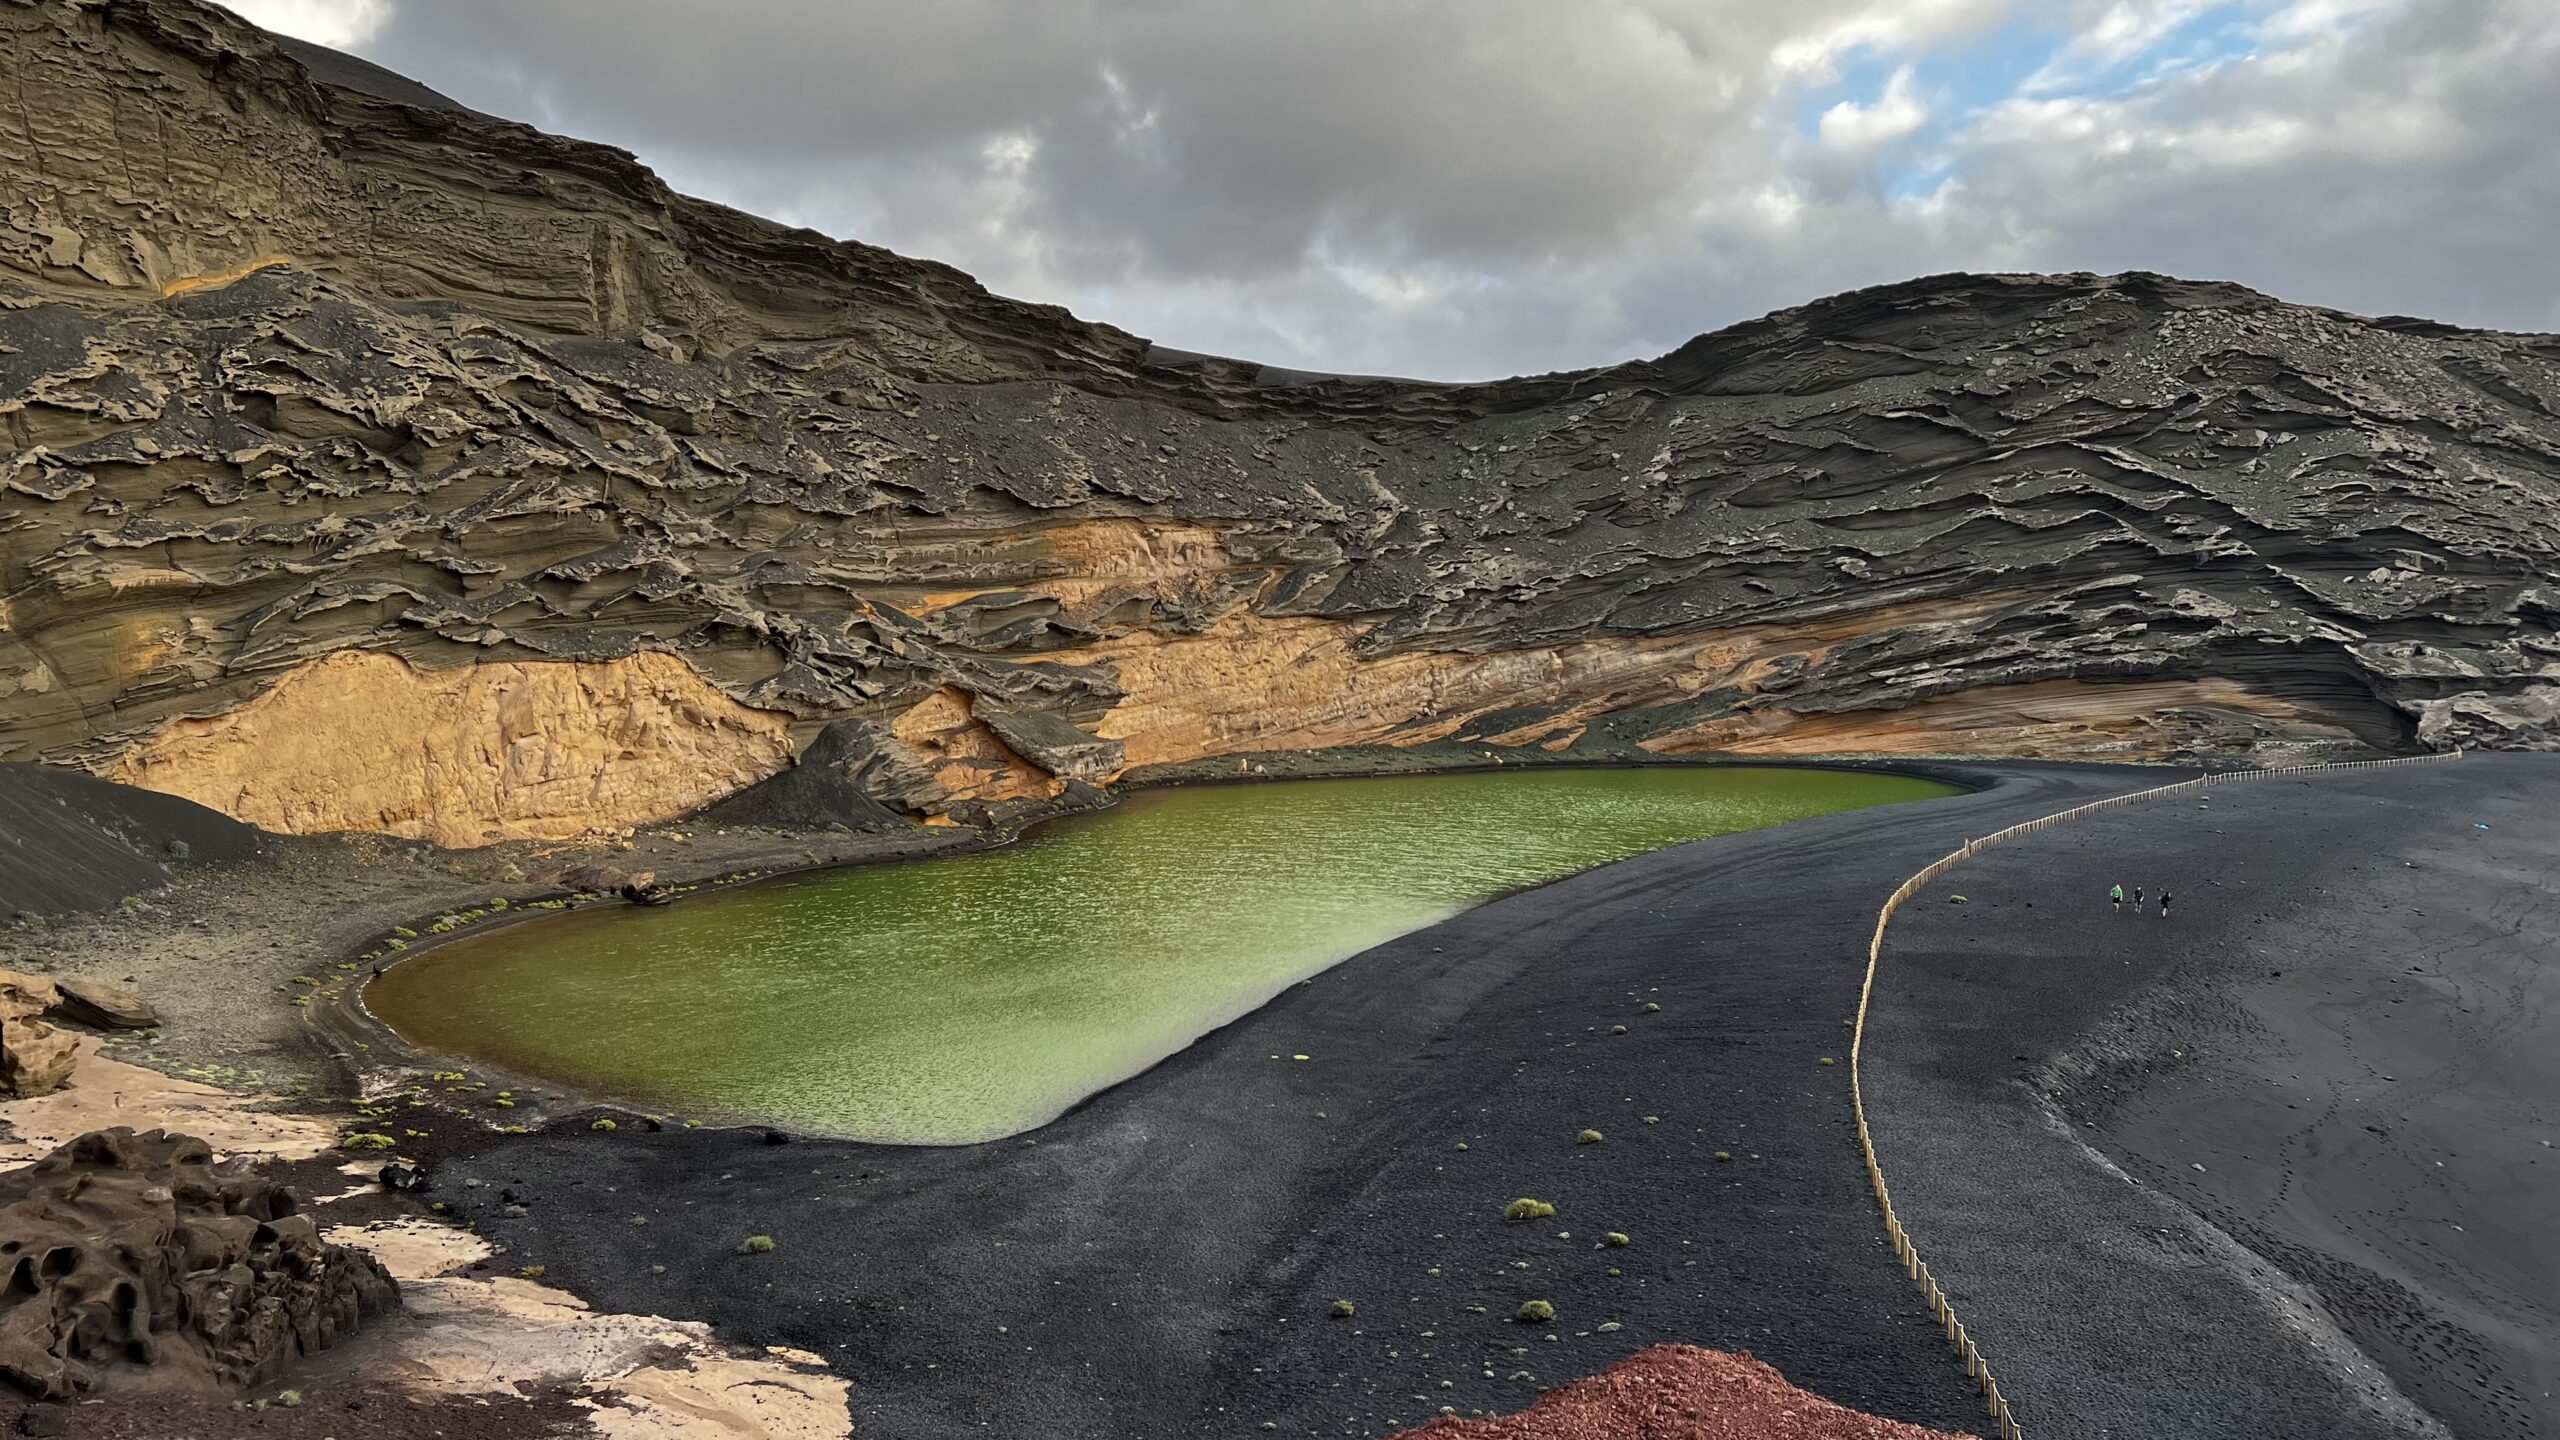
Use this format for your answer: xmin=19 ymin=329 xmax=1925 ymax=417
xmin=0 ymin=972 xmax=60 ymax=1023
xmin=558 ymin=862 xmax=632 ymax=894
xmin=0 ymin=1128 xmax=399 ymax=1399
xmin=0 ymin=972 xmax=77 ymax=1097
xmin=0 ymin=1019 xmax=78 ymax=1098
xmin=49 ymin=977 xmax=160 ymax=1031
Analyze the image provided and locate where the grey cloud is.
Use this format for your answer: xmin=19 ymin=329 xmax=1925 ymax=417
xmin=1936 ymin=0 xmax=2560 ymax=330
xmin=312 ymin=0 xmax=2560 ymax=377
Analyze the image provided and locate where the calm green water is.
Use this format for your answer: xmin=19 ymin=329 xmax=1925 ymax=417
xmin=367 ymin=767 xmax=1950 ymax=1143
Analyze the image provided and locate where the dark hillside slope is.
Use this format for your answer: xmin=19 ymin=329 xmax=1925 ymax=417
xmin=0 ymin=764 xmax=259 ymax=916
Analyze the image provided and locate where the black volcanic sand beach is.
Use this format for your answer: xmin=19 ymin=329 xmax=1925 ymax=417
xmin=1872 ymin=753 xmax=2557 ymax=1440
xmin=432 ymin=762 xmax=2177 ymax=1440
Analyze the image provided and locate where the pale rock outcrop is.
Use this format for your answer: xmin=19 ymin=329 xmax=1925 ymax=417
xmin=111 ymin=652 xmax=795 ymax=847
xmin=0 ymin=972 xmax=76 ymax=1097
xmin=49 ymin=977 xmax=159 ymax=1031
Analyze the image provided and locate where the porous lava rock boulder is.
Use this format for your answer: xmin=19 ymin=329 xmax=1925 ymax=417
xmin=0 ymin=1128 xmax=399 ymax=1399
xmin=1391 ymin=1344 xmax=1972 ymax=1440
xmin=0 ymin=974 xmax=76 ymax=1099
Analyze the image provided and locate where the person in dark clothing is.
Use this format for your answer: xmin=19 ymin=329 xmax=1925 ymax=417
xmin=2159 ymin=890 xmax=2172 ymax=917
xmin=2133 ymin=885 xmax=2144 ymax=906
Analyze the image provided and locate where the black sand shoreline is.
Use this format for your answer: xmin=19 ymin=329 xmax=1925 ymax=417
xmin=1872 ymin=754 xmax=2557 ymax=1440
xmin=426 ymin=760 xmax=2170 ymax=1439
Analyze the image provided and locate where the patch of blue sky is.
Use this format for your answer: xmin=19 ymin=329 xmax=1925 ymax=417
xmin=1882 ymin=163 xmax=1953 ymax=203
xmin=1788 ymin=3 xmax=2290 ymax=143
xmin=1785 ymin=15 xmax=2070 ymax=141
xmin=1782 ymin=3 xmax=2307 ymax=202
xmin=2035 ymin=3 xmax=2271 ymax=98
xmin=1779 ymin=19 xmax=2066 ymax=198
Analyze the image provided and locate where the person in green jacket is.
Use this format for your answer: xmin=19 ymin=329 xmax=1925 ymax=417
xmin=2110 ymin=883 xmax=2124 ymax=913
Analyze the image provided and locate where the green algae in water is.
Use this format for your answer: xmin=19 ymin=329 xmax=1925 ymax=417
xmin=366 ymin=767 xmax=1949 ymax=1143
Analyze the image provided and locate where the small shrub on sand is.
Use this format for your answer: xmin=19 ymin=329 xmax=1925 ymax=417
xmin=740 ymin=1235 xmax=776 ymax=1255
xmin=1605 ymin=1232 xmax=1630 ymax=1248
xmin=340 ymin=1132 xmax=395 ymax=1151
xmin=1330 ymin=1299 xmax=1356 ymax=1318
xmin=1504 ymin=1197 xmax=1556 ymax=1223
xmin=1818 ymin=1057 xmax=1837 ymax=1066
xmin=518 ymin=1265 xmax=546 ymax=1279
xmin=1610 ymin=1025 xmax=1628 ymax=1035
xmin=1715 ymin=1151 xmax=1733 ymax=1162
xmin=1515 ymin=1300 xmax=1555 ymax=1324
xmin=1577 ymin=1129 xmax=1604 ymax=1145
xmin=591 ymin=1118 xmax=619 ymax=1131
xmin=1641 ymin=1002 xmax=1660 ymax=1014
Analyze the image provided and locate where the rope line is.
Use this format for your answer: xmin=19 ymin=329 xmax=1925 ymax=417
xmin=1849 ymin=748 xmax=2463 ymax=1439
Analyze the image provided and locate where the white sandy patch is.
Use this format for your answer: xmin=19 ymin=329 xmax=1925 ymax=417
xmin=325 ymin=1216 xmax=494 ymax=1279
xmin=332 ymin=1218 xmax=852 ymax=1440
xmin=588 ymin=1353 xmax=852 ymax=1440
xmin=0 ymin=1039 xmax=337 ymax=1168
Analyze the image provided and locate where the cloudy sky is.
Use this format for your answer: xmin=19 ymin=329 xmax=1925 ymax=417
xmin=229 ymin=0 xmax=2557 ymax=380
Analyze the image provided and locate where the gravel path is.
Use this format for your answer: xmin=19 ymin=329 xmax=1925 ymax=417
xmin=1872 ymin=753 xmax=2558 ymax=1440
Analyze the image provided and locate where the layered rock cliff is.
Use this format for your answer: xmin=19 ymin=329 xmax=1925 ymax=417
xmin=5 ymin=0 xmax=2559 ymax=844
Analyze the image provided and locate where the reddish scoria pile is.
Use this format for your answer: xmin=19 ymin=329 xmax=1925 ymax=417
xmin=1391 ymin=1345 xmax=1976 ymax=1440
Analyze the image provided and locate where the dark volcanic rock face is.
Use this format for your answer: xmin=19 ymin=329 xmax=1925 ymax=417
xmin=3 ymin=0 xmax=2558 ymax=843
xmin=0 ymin=1127 xmax=398 ymax=1399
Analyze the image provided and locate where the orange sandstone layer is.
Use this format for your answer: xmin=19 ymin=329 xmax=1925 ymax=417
xmin=1645 ymin=676 xmax=2349 ymax=759
xmin=1044 ymin=591 xmax=2040 ymax=774
xmin=113 ymin=651 xmax=794 ymax=847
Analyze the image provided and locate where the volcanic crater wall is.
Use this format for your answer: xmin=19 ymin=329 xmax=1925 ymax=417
xmin=4 ymin=0 xmax=2560 ymax=844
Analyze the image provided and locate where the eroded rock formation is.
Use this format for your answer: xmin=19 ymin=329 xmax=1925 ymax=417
xmin=5 ymin=0 xmax=2559 ymax=842
xmin=0 ymin=1127 xmax=399 ymax=1398
xmin=110 ymin=650 xmax=795 ymax=846
xmin=0 ymin=972 xmax=76 ymax=1097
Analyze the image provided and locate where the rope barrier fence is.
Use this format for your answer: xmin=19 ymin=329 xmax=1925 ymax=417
xmin=1847 ymin=747 xmax=2463 ymax=1440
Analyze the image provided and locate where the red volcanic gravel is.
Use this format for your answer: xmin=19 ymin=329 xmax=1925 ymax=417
xmin=1391 ymin=1345 xmax=1977 ymax=1440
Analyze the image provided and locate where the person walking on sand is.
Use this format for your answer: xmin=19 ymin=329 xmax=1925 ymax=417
xmin=2111 ymin=883 xmax=2123 ymax=913
xmin=2159 ymin=890 xmax=2172 ymax=918
xmin=2133 ymin=884 xmax=2144 ymax=908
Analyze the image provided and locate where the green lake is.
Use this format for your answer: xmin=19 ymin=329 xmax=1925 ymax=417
xmin=365 ymin=766 xmax=1952 ymax=1143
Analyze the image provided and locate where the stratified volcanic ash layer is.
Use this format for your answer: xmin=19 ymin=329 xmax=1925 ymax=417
xmin=0 ymin=1127 xmax=398 ymax=1399
xmin=1870 ymin=753 xmax=2559 ymax=1440
xmin=5 ymin=0 xmax=2560 ymax=850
